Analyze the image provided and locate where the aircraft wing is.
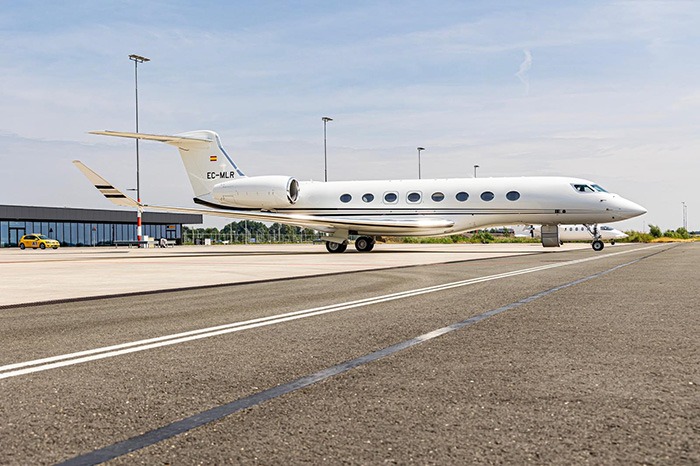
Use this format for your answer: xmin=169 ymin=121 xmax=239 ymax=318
xmin=73 ymin=160 xmax=453 ymax=233
xmin=72 ymin=161 xmax=140 ymax=208
xmin=143 ymin=203 xmax=455 ymax=233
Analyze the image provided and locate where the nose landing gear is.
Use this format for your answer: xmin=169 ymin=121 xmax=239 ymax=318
xmin=584 ymin=224 xmax=605 ymax=251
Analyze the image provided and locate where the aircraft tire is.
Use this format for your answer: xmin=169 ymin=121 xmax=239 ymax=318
xmin=592 ymin=240 xmax=604 ymax=251
xmin=355 ymin=236 xmax=375 ymax=252
xmin=325 ymin=241 xmax=348 ymax=253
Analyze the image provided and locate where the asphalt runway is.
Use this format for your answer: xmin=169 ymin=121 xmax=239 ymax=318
xmin=0 ymin=243 xmax=697 ymax=464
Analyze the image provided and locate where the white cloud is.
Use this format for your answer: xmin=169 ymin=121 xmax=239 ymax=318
xmin=515 ymin=49 xmax=532 ymax=95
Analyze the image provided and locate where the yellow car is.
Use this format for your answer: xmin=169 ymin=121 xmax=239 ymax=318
xmin=19 ymin=234 xmax=60 ymax=250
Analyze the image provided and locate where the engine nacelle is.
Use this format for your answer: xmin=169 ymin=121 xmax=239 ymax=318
xmin=212 ymin=176 xmax=300 ymax=209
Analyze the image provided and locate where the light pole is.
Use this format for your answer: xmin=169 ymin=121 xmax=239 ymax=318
xmin=129 ymin=54 xmax=150 ymax=244
xmin=322 ymin=116 xmax=333 ymax=182
xmin=474 ymin=164 xmax=479 ymax=178
xmin=682 ymin=201 xmax=687 ymax=230
xmin=417 ymin=147 xmax=425 ymax=179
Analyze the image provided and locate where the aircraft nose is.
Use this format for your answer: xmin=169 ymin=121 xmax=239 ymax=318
xmin=616 ymin=198 xmax=647 ymax=219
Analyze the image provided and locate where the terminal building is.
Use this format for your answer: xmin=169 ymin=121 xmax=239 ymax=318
xmin=0 ymin=204 xmax=202 ymax=247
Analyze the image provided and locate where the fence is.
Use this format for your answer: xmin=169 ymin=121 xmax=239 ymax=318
xmin=182 ymin=230 xmax=320 ymax=245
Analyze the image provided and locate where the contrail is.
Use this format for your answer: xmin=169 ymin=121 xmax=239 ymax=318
xmin=515 ymin=49 xmax=532 ymax=95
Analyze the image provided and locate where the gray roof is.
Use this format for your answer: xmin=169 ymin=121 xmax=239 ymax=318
xmin=0 ymin=204 xmax=202 ymax=225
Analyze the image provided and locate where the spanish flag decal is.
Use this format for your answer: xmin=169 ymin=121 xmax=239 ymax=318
xmin=210 ymin=155 xmax=218 ymax=162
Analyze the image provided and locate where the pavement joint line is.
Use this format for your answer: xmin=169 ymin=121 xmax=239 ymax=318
xmin=0 ymin=245 xmax=664 ymax=380
xmin=53 ymin=245 xmax=666 ymax=466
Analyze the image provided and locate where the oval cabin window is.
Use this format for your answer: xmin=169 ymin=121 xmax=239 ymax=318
xmin=407 ymin=192 xmax=421 ymax=203
xmin=480 ymin=191 xmax=495 ymax=201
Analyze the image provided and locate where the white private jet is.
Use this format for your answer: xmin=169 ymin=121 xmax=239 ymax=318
xmin=518 ymin=224 xmax=628 ymax=246
xmin=75 ymin=130 xmax=646 ymax=253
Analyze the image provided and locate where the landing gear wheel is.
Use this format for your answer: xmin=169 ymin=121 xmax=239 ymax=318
xmin=354 ymin=236 xmax=375 ymax=252
xmin=325 ymin=241 xmax=348 ymax=253
xmin=610 ymin=240 xmax=616 ymax=245
xmin=592 ymin=240 xmax=604 ymax=251
xmin=19 ymin=243 xmax=25 ymax=250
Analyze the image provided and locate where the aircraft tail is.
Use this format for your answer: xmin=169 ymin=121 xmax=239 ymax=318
xmin=89 ymin=130 xmax=245 ymax=197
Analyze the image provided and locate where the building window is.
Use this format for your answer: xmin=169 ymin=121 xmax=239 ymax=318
xmin=1 ymin=222 xmax=8 ymax=247
xmin=63 ymin=223 xmax=71 ymax=245
xmin=456 ymin=192 xmax=469 ymax=202
xmin=480 ymin=191 xmax=495 ymax=201
xmin=506 ymin=191 xmax=520 ymax=201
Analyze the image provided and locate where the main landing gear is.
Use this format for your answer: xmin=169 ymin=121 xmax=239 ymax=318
xmin=325 ymin=240 xmax=348 ymax=253
xmin=324 ymin=236 xmax=376 ymax=253
xmin=354 ymin=236 xmax=375 ymax=252
xmin=584 ymin=224 xmax=605 ymax=251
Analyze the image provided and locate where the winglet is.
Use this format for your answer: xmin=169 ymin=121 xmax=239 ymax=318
xmin=72 ymin=160 xmax=140 ymax=208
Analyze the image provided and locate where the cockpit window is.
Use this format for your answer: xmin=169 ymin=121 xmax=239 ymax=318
xmin=591 ymin=184 xmax=608 ymax=193
xmin=600 ymin=226 xmax=613 ymax=231
xmin=572 ymin=184 xmax=595 ymax=193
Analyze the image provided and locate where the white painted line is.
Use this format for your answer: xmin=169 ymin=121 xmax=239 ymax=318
xmin=0 ymin=246 xmax=655 ymax=380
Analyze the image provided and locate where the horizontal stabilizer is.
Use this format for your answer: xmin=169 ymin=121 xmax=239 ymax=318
xmin=89 ymin=130 xmax=212 ymax=146
xmin=72 ymin=160 xmax=140 ymax=208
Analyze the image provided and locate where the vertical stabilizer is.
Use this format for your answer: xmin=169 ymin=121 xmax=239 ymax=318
xmin=166 ymin=130 xmax=245 ymax=197
xmin=89 ymin=130 xmax=246 ymax=198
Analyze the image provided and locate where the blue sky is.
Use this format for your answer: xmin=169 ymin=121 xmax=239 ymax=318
xmin=1 ymin=1 xmax=699 ymax=230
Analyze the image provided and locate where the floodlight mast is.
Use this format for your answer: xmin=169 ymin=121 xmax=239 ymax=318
xmin=129 ymin=54 xmax=150 ymax=245
xmin=322 ymin=117 xmax=333 ymax=182
xmin=417 ymin=147 xmax=425 ymax=179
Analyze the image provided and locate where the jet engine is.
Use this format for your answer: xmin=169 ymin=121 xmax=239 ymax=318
xmin=212 ymin=176 xmax=300 ymax=209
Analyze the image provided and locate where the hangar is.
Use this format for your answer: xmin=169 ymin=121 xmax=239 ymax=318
xmin=0 ymin=204 xmax=202 ymax=247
